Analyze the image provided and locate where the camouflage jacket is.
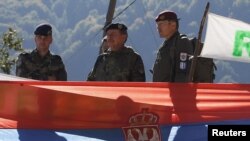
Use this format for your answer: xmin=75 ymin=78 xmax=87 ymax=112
xmin=16 ymin=49 xmax=67 ymax=81
xmin=153 ymin=32 xmax=193 ymax=82
xmin=87 ymin=47 xmax=145 ymax=81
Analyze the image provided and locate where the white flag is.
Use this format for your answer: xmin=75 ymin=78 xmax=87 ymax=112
xmin=201 ymin=12 xmax=250 ymax=63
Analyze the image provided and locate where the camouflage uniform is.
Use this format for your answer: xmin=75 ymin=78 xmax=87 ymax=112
xmin=16 ymin=49 xmax=67 ymax=81
xmin=87 ymin=47 xmax=145 ymax=81
xmin=153 ymin=32 xmax=193 ymax=82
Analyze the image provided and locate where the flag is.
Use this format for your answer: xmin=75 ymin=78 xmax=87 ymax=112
xmin=201 ymin=12 xmax=250 ymax=63
xmin=1 ymin=73 xmax=250 ymax=140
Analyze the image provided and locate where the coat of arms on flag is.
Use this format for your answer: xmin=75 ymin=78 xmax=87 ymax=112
xmin=122 ymin=108 xmax=161 ymax=141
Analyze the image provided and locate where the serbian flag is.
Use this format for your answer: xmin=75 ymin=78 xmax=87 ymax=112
xmin=201 ymin=12 xmax=250 ymax=62
xmin=0 ymin=74 xmax=250 ymax=140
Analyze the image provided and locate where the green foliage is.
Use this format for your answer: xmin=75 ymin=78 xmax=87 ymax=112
xmin=0 ymin=27 xmax=24 ymax=74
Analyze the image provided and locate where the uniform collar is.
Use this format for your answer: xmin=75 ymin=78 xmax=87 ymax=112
xmin=107 ymin=46 xmax=134 ymax=55
xmin=31 ymin=49 xmax=52 ymax=61
xmin=167 ymin=31 xmax=179 ymax=41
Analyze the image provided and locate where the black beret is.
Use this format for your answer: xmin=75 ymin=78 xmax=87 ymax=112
xmin=155 ymin=10 xmax=179 ymax=22
xmin=34 ymin=23 xmax=52 ymax=36
xmin=105 ymin=23 xmax=127 ymax=33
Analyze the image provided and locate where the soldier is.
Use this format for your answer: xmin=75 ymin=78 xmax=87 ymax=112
xmin=87 ymin=23 xmax=145 ymax=81
xmin=16 ymin=23 xmax=67 ymax=81
xmin=152 ymin=10 xmax=193 ymax=82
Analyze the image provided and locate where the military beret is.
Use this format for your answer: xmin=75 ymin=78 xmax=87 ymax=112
xmin=105 ymin=23 xmax=127 ymax=33
xmin=155 ymin=10 xmax=179 ymax=22
xmin=34 ymin=23 xmax=52 ymax=36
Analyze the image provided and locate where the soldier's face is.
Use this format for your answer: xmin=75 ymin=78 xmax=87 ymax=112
xmin=106 ymin=29 xmax=127 ymax=51
xmin=156 ymin=20 xmax=176 ymax=39
xmin=35 ymin=35 xmax=52 ymax=52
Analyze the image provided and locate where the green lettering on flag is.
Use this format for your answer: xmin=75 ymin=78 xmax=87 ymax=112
xmin=233 ymin=31 xmax=250 ymax=57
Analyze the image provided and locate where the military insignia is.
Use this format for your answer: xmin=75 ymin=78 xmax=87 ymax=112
xmin=180 ymin=52 xmax=187 ymax=61
xmin=180 ymin=62 xmax=186 ymax=70
xmin=122 ymin=108 xmax=161 ymax=141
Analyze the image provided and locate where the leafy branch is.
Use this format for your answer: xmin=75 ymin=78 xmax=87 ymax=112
xmin=0 ymin=27 xmax=24 ymax=74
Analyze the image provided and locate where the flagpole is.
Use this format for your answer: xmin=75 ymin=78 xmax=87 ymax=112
xmin=188 ymin=2 xmax=210 ymax=82
xmin=99 ymin=0 xmax=117 ymax=54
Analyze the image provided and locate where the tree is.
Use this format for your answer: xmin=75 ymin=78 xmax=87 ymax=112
xmin=0 ymin=27 xmax=24 ymax=74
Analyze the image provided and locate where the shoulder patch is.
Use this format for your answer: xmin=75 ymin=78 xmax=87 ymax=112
xmin=178 ymin=34 xmax=216 ymax=83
